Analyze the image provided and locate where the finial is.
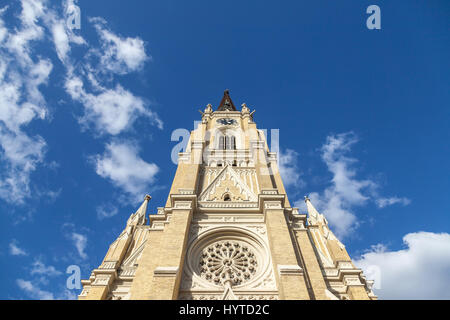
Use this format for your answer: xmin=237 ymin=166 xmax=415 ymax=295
xmin=145 ymin=195 xmax=152 ymax=201
xmin=224 ymin=89 xmax=230 ymax=94
xmin=304 ymin=195 xmax=310 ymax=202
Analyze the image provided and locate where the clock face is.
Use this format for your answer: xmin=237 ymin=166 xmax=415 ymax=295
xmin=217 ymin=118 xmax=237 ymax=126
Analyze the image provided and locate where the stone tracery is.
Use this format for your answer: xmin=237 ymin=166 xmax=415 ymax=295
xmin=199 ymin=240 xmax=258 ymax=286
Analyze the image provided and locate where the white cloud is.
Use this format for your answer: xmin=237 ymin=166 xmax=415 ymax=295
xmin=303 ymin=132 xmax=410 ymax=238
xmin=65 ymin=76 xmax=162 ymax=135
xmin=52 ymin=8 xmax=160 ymax=136
xmin=278 ymin=149 xmax=304 ymax=189
xmin=376 ymin=197 xmax=411 ymax=208
xmin=93 ymin=141 xmax=159 ymax=201
xmin=0 ymin=0 xmax=162 ymax=205
xmin=9 ymin=239 xmax=27 ymax=256
xmin=16 ymin=279 xmax=54 ymax=300
xmin=354 ymin=232 xmax=450 ymax=299
xmin=51 ymin=20 xmax=70 ymax=62
xmin=6 ymin=0 xmax=46 ymax=65
xmin=91 ymin=17 xmax=149 ymax=75
xmin=0 ymin=2 xmax=52 ymax=204
xmin=30 ymin=259 xmax=62 ymax=277
xmin=96 ymin=204 xmax=119 ymax=220
xmin=61 ymin=15 xmax=162 ymax=135
xmin=71 ymin=232 xmax=87 ymax=260
xmin=306 ymin=132 xmax=374 ymax=237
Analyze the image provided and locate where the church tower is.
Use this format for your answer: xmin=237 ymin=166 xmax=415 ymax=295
xmin=79 ymin=90 xmax=377 ymax=300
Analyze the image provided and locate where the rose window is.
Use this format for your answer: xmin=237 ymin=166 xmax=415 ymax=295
xmin=199 ymin=240 xmax=258 ymax=286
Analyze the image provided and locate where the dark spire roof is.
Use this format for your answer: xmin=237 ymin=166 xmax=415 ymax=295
xmin=217 ymin=89 xmax=237 ymax=111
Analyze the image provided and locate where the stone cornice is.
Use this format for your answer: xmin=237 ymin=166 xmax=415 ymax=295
xmin=169 ymin=194 xmax=197 ymax=211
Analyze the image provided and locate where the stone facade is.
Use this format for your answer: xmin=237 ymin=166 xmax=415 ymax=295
xmin=79 ymin=90 xmax=376 ymax=300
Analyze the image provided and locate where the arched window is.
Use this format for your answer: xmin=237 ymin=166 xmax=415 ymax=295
xmin=223 ymin=194 xmax=231 ymax=201
xmin=229 ymin=136 xmax=236 ymax=150
xmin=219 ymin=136 xmax=225 ymax=150
xmin=219 ymin=135 xmax=236 ymax=150
xmin=217 ymin=132 xmax=237 ymax=150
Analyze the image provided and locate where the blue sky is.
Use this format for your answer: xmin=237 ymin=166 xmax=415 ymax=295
xmin=0 ymin=0 xmax=449 ymax=300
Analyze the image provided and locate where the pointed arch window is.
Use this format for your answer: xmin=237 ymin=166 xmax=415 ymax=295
xmin=229 ymin=136 xmax=236 ymax=150
xmin=219 ymin=135 xmax=236 ymax=150
xmin=219 ymin=136 xmax=225 ymax=150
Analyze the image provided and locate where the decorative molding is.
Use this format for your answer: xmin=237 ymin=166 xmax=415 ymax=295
xmin=291 ymin=220 xmax=306 ymax=230
xmin=178 ymin=152 xmax=191 ymax=163
xmin=92 ymin=274 xmax=114 ymax=287
xmin=191 ymin=140 xmax=204 ymax=149
xmin=174 ymin=201 xmax=193 ymax=209
xmin=261 ymin=189 xmax=278 ymax=195
xmin=277 ymin=265 xmax=303 ymax=276
xmin=199 ymin=202 xmax=258 ymax=208
xmin=337 ymin=261 xmax=354 ymax=270
xmin=178 ymin=293 xmax=278 ymax=300
xmin=154 ymin=266 xmax=179 ymax=277
xmin=99 ymin=261 xmax=117 ymax=270
xmin=264 ymin=201 xmax=282 ymax=209
xmin=178 ymin=188 xmax=195 ymax=195
xmin=193 ymin=214 xmax=265 ymax=224
xmin=343 ymin=276 xmax=363 ymax=286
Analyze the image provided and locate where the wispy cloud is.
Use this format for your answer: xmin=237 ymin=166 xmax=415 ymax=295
xmin=278 ymin=149 xmax=304 ymax=189
xmin=16 ymin=256 xmax=68 ymax=300
xmin=354 ymin=232 xmax=450 ymax=299
xmin=0 ymin=0 xmax=162 ymax=206
xmin=92 ymin=141 xmax=159 ymax=202
xmin=17 ymin=278 xmax=77 ymax=300
xmin=16 ymin=279 xmax=55 ymax=300
xmin=0 ymin=0 xmax=52 ymax=204
xmin=301 ymin=132 xmax=410 ymax=238
xmin=30 ymin=259 xmax=62 ymax=277
xmin=65 ymin=77 xmax=162 ymax=135
xmin=96 ymin=203 xmax=119 ymax=220
xmin=59 ymin=14 xmax=162 ymax=136
xmin=70 ymin=232 xmax=87 ymax=260
xmin=376 ymin=197 xmax=411 ymax=208
xmin=9 ymin=239 xmax=28 ymax=256
xmin=91 ymin=17 xmax=149 ymax=75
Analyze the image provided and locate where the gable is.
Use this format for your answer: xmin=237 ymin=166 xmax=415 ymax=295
xmin=199 ymin=166 xmax=258 ymax=202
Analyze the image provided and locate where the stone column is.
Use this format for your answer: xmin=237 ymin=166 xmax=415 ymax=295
xmin=264 ymin=199 xmax=310 ymax=300
xmin=292 ymin=218 xmax=329 ymax=300
xmin=148 ymin=197 xmax=195 ymax=300
xmin=129 ymin=230 xmax=164 ymax=299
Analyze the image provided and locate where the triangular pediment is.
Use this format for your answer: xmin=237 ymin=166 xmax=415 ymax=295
xmin=199 ymin=165 xmax=258 ymax=202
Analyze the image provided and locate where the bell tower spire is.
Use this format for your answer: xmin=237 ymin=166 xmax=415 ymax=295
xmin=217 ymin=89 xmax=237 ymax=111
xmin=79 ymin=91 xmax=377 ymax=301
